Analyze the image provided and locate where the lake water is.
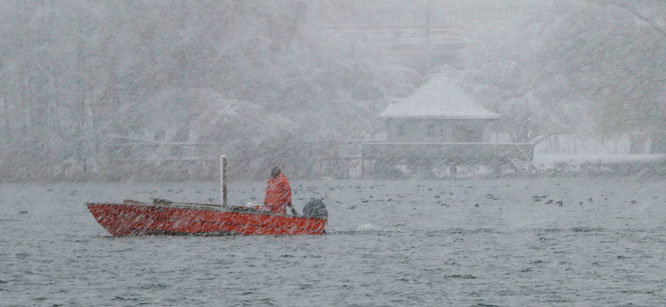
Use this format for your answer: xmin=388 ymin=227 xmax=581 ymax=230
xmin=1 ymin=177 xmax=665 ymax=306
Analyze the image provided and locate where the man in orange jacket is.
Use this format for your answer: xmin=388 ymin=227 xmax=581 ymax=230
xmin=264 ymin=167 xmax=297 ymax=215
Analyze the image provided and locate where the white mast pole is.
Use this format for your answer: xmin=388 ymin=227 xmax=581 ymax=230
xmin=220 ymin=155 xmax=227 ymax=206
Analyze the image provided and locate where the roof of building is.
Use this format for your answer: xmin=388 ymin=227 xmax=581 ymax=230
xmin=380 ymin=76 xmax=500 ymax=119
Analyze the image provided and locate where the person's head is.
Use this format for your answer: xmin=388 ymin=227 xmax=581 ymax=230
xmin=271 ymin=166 xmax=281 ymax=178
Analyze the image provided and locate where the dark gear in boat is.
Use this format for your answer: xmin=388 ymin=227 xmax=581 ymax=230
xmin=303 ymin=199 xmax=328 ymax=219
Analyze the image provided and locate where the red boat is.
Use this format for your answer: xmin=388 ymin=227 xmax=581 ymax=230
xmin=87 ymin=199 xmax=327 ymax=236
xmin=87 ymin=156 xmax=328 ymax=236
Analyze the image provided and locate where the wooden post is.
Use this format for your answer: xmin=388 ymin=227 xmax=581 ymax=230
xmin=220 ymin=155 xmax=227 ymax=206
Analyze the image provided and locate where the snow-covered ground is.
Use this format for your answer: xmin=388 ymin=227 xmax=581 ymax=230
xmin=2 ymin=177 xmax=665 ymax=305
xmin=532 ymin=154 xmax=666 ymax=176
xmin=535 ymin=154 xmax=665 ymax=165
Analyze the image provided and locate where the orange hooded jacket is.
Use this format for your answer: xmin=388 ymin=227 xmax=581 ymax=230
xmin=264 ymin=173 xmax=292 ymax=214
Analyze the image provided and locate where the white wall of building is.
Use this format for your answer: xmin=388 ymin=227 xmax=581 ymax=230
xmin=386 ymin=118 xmax=497 ymax=143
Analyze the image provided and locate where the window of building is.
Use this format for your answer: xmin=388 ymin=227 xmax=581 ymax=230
xmin=397 ymin=126 xmax=405 ymax=138
xmin=454 ymin=125 xmax=483 ymax=142
xmin=426 ymin=125 xmax=435 ymax=137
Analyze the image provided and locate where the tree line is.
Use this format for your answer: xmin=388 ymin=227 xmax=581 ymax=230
xmin=0 ymin=1 xmax=663 ymax=181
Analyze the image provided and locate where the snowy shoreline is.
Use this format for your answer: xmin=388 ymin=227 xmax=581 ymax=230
xmin=1 ymin=155 xmax=664 ymax=183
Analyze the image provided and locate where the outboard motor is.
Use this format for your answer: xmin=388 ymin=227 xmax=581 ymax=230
xmin=303 ymin=199 xmax=328 ymax=219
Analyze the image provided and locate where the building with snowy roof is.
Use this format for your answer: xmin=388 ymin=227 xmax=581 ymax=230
xmin=380 ymin=76 xmax=500 ymax=143
xmin=361 ymin=76 xmax=534 ymax=178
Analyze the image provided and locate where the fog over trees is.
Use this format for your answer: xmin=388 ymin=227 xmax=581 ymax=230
xmin=1 ymin=0 xmax=664 ymax=181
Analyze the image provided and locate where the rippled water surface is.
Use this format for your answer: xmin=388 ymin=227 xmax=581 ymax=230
xmin=2 ymin=178 xmax=665 ymax=306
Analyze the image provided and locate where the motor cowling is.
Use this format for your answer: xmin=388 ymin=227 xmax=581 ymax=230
xmin=303 ymin=199 xmax=328 ymax=219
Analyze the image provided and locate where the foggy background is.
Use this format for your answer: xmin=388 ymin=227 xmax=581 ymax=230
xmin=1 ymin=0 xmax=665 ymax=181
xmin=3 ymin=2 xmax=666 ymax=305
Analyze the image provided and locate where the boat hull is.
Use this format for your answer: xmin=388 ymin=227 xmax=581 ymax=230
xmin=87 ymin=203 xmax=326 ymax=236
